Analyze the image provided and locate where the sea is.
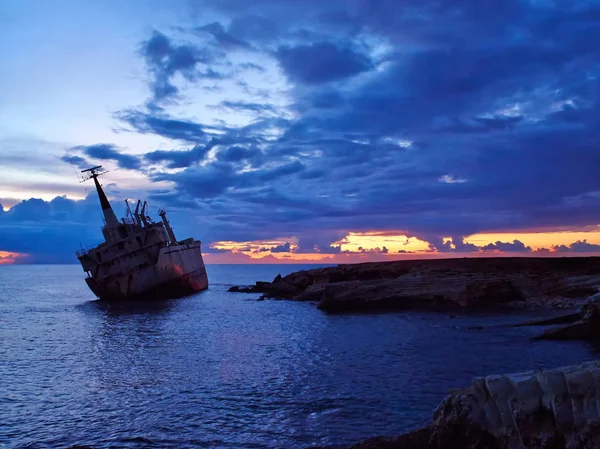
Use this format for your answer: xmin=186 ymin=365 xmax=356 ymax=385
xmin=1 ymin=264 xmax=597 ymax=449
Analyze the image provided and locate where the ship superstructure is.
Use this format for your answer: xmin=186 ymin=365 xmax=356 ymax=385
xmin=76 ymin=166 xmax=208 ymax=300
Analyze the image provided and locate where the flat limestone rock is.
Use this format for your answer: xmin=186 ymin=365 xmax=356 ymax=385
xmin=349 ymin=360 xmax=600 ymax=449
xmin=231 ymin=257 xmax=600 ymax=313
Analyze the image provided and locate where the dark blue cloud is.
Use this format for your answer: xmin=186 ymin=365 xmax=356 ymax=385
xmin=140 ymin=30 xmax=222 ymax=106
xmin=431 ymin=237 xmax=480 ymax=253
xmin=117 ymin=110 xmax=211 ymax=143
xmin=553 ymin=240 xmax=600 ymax=253
xmin=275 ymin=42 xmax=372 ymax=84
xmin=218 ymin=100 xmax=278 ymax=115
xmin=218 ymin=145 xmax=264 ymax=166
xmin=16 ymin=0 xmax=600 ymax=259
xmin=60 ymin=155 xmax=90 ymax=169
xmin=482 ymin=240 xmax=532 ymax=253
xmin=144 ymin=141 xmax=216 ymax=169
xmin=158 ymin=166 xmax=232 ymax=198
xmin=196 ymin=22 xmax=252 ymax=50
xmin=296 ymin=231 xmax=344 ymax=254
xmin=270 ymin=242 xmax=291 ymax=253
xmin=0 ymin=196 xmax=103 ymax=263
xmin=146 ymin=191 xmax=199 ymax=209
xmin=239 ymin=62 xmax=266 ymax=72
xmin=310 ymin=91 xmax=344 ymax=109
xmin=355 ymin=246 xmax=388 ymax=254
xmin=70 ymin=144 xmax=141 ymax=170
xmin=151 ymin=158 xmax=306 ymax=203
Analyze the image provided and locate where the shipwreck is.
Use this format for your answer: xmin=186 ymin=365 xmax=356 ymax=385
xmin=76 ymin=166 xmax=208 ymax=300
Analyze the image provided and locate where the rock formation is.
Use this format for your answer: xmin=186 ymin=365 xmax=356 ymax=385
xmin=228 ymin=257 xmax=600 ymax=312
xmin=534 ymin=294 xmax=600 ymax=341
xmin=349 ymin=360 xmax=600 ymax=449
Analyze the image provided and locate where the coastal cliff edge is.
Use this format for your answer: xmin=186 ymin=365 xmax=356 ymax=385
xmin=229 ymin=257 xmax=600 ymax=312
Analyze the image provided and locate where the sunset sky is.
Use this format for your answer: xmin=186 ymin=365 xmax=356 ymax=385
xmin=2 ymin=0 xmax=600 ymax=264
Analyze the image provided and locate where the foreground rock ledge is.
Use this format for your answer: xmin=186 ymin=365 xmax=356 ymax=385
xmin=344 ymin=360 xmax=600 ymax=449
xmin=533 ymin=293 xmax=600 ymax=341
xmin=229 ymin=257 xmax=600 ymax=312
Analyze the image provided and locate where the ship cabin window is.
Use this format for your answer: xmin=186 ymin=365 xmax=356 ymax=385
xmin=118 ymin=242 xmax=125 ymax=250
xmin=118 ymin=226 xmax=127 ymax=239
xmin=96 ymin=252 xmax=102 ymax=262
xmin=136 ymin=236 xmax=142 ymax=245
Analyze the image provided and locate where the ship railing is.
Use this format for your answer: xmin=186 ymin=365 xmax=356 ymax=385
xmin=75 ymin=243 xmax=101 ymax=257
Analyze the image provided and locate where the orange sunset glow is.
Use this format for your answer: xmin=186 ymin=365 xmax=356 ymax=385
xmin=202 ymin=228 xmax=600 ymax=264
xmin=0 ymin=251 xmax=25 ymax=265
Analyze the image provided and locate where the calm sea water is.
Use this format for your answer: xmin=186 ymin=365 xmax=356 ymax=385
xmin=1 ymin=264 xmax=597 ymax=449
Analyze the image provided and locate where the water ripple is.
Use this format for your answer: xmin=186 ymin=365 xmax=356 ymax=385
xmin=1 ymin=264 xmax=597 ymax=449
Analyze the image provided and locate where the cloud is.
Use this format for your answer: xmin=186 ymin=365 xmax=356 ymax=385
xmin=60 ymin=155 xmax=91 ymax=170
xmin=270 ymin=242 xmax=291 ymax=253
xmin=144 ymin=141 xmax=217 ymax=169
xmin=430 ymin=236 xmax=480 ymax=253
xmin=10 ymin=0 xmax=600 ymax=262
xmin=203 ymin=246 xmax=232 ymax=254
xmin=450 ymin=237 xmax=480 ymax=252
xmin=217 ymin=145 xmax=264 ymax=165
xmin=140 ymin=30 xmax=222 ymax=106
xmin=481 ymin=240 xmax=532 ymax=253
xmin=275 ymin=42 xmax=373 ymax=84
xmin=0 ymin=196 xmax=103 ymax=263
xmin=69 ymin=144 xmax=141 ymax=170
xmin=0 ymin=251 xmax=24 ymax=264
xmin=295 ymin=231 xmax=345 ymax=254
xmin=117 ymin=110 xmax=211 ymax=143
xmin=239 ymin=62 xmax=266 ymax=72
xmin=218 ymin=100 xmax=278 ymax=115
xmin=355 ymin=246 xmax=389 ymax=254
xmin=196 ymin=22 xmax=253 ymax=50
xmin=552 ymin=240 xmax=600 ymax=253
xmin=421 ymin=236 xmax=535 ymax=254
xmin=152 ymin=162 xmax=235 ymax=198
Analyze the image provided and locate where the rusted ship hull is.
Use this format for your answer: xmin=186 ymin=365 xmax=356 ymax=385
xmin=75 ymin=166 xmax=209 ymax=301
xmin=85 ymin=243 xmax=208 ymax=301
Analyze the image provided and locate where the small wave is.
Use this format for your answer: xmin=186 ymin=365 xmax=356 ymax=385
xmin=117 ymin=436 xmax=155 ymax=444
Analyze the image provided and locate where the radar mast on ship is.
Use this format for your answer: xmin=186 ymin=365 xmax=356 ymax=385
xmin=81 ymin=165 xmax=119 ymax=231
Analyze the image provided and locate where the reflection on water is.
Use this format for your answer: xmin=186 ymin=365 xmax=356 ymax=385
xmin=1 ymin=264 xmax=598 ymax=449
xmin=83 ymin=296 xmax=180 ymax=316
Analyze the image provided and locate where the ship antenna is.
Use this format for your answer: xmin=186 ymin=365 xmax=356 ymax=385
xmin=134 ymin=200 xmax=142 ymax=225
xmin=140 ymin=200 xmax=148 ymax=226
xmin=80 ymin=165 xmax=109 ymax=182
xmin=159 ymin=208 xmax=177 ymax=244
xmin=125 ymin=199 xmax=133 ymax=220
xmin=80 ymin=165 xmax=120 ymax=229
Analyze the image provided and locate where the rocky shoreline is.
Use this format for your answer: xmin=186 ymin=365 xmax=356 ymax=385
xmin=229 ymin=257 xmax=600 ymax=312
xmin=228 ymin=257 xmax=600 ymax=448
xmin=335 ymin=302 xmax=600 ymax=449
xmin=345 ymin=360 xmax=600 ymax=449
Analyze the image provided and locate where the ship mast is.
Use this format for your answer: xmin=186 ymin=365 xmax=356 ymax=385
xmin=81 ymin=166 xmax=119 ymax=228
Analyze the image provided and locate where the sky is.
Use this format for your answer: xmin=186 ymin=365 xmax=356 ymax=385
xmin=2 ymin=0 xmax=600 ymax=264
